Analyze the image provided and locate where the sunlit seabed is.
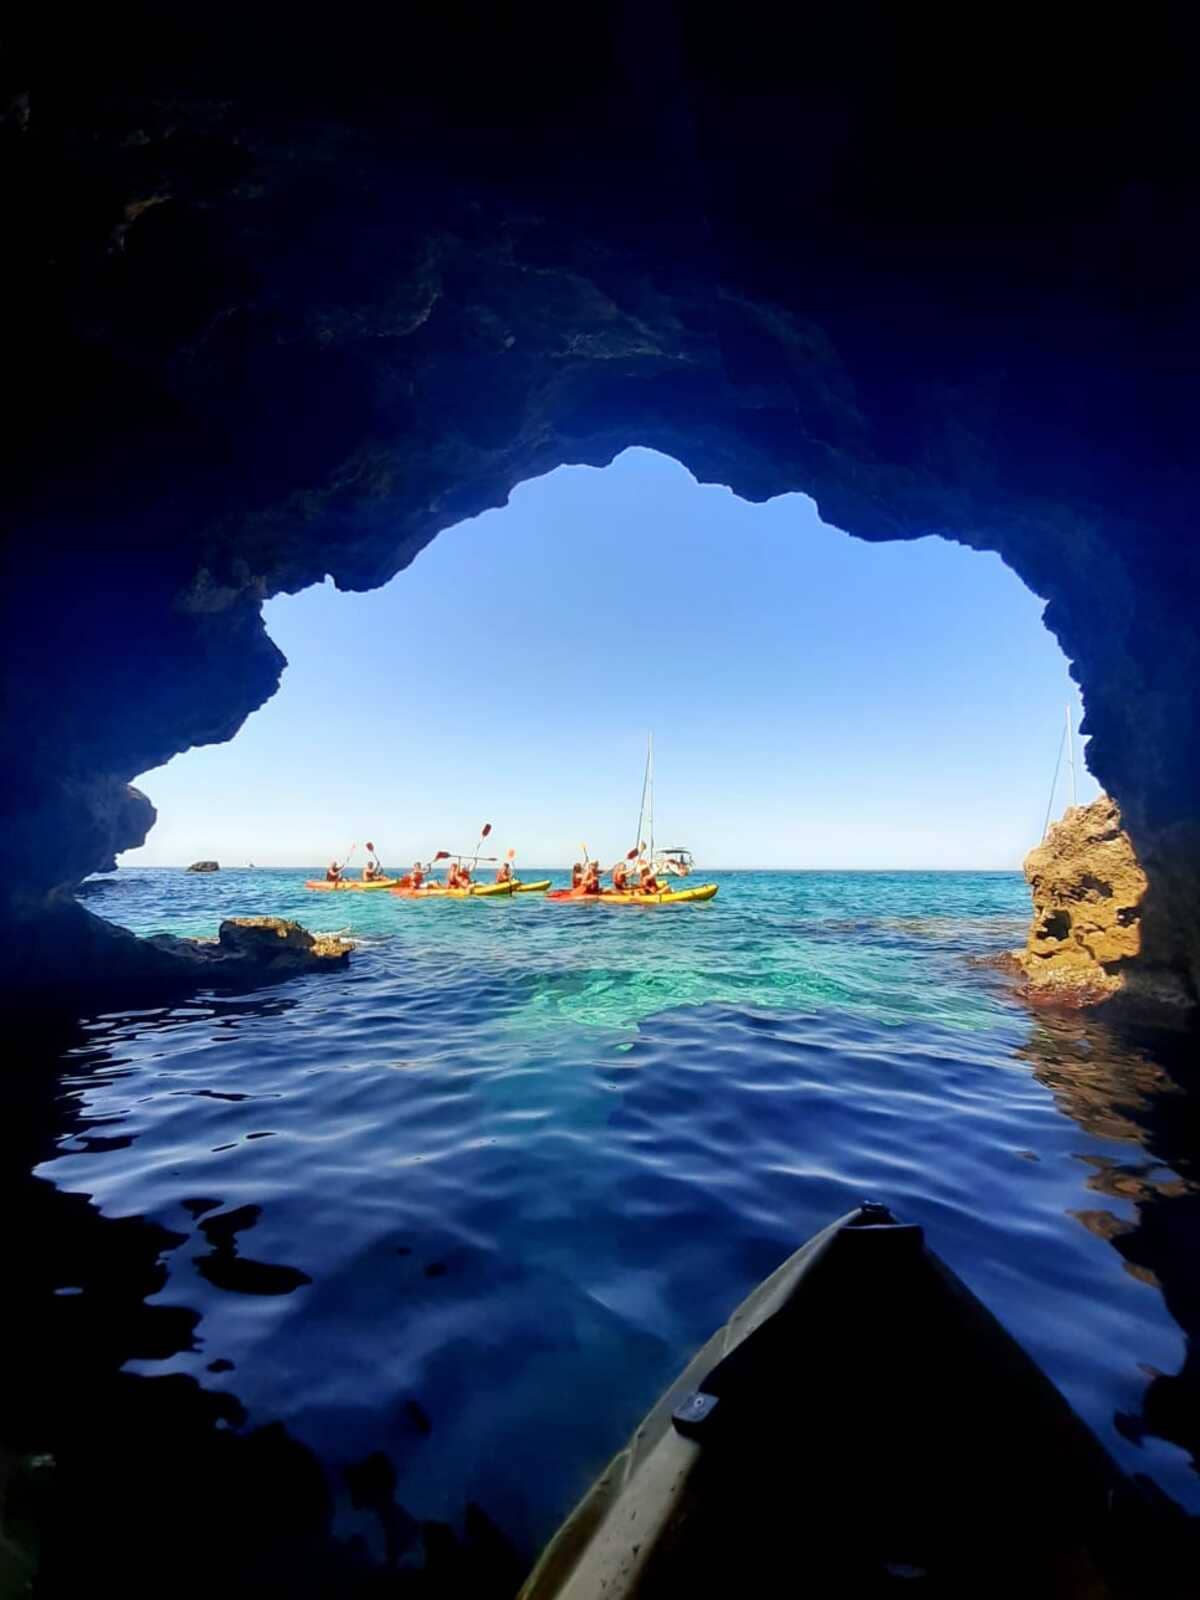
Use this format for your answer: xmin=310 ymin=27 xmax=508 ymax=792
xmin=32 ymin=868 xmax=1200 ymax=1564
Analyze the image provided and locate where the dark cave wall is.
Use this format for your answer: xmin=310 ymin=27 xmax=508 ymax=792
xmin=2 ymin=4 xmax=1198 ymax=997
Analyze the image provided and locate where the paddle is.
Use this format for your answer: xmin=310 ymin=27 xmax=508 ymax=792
xmin=470 ymin=822 xmax=492 ymax=876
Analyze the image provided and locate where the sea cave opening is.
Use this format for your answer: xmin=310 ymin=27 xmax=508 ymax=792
xmin=112 ymin=447 xmax=1097 ymax=888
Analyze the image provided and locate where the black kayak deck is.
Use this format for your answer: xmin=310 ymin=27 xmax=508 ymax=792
xmin=520 ymin=1205 xmax=1191 ymax=1598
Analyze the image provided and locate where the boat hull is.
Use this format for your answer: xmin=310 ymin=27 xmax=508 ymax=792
xmin=598 ymin=883 xmax=718 ymax=905
xmin=389 ymin=879 xmax=551 ymax=899
xmin=304 ymin=877 xmax=398 ymax=891
xmin=520 ymin=1203 xmax=1162 ymax=1598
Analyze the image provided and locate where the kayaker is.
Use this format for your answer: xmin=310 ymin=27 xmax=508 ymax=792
xmin=325 ymin=860 xmax=343 ymax=884
xmin=362 ymin=842 xmax=383 ymax=882
xmin=410 ymin=862 xmax=425 ymax=889
xmin=638 ymin=863 xmax=660 ymax=894
xmin=610 ymin=860 xmax=630 ymax=892
xmin=495 ymin=860 xmax=513 ymax=884
xmin=570 ymin=862 xmax=583 ymax=890
xmin=581 ymin=860 xmax=602 ymax=895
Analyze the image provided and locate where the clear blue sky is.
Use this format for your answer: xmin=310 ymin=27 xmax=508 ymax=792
xmin=125 ymin=448 xmax=1097 ymax=869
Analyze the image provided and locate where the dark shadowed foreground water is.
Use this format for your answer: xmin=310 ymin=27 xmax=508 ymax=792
xmin=5 ymin=869 xmax=1199 ymax=1592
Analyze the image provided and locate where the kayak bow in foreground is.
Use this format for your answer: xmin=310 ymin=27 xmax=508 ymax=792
xmin=520 ymin=1203 xmax=1189 ymax=1599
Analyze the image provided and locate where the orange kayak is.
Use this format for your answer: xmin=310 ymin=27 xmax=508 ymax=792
xmin=390 ymin=879 xmax=552 ymax=899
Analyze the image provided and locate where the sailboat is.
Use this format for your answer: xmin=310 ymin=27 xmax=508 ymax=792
xmin=599 ymin=735 xmax=718 ymax=906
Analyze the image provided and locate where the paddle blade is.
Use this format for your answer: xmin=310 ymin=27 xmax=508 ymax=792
xmin=481 ymin=823 xmax=492 ymax=839
xmin=626 ymin=847 xmax=638 ymax=859
xmin=433 ymin=850 xmax=449 ymax=861
xmin=366 ymin=841 xmax=375 ymax=852
xmin=506 ymin=847 xmax=516 ymax=859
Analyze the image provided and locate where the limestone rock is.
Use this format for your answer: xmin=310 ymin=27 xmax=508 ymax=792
xmin=1013 ymin=797 xmax=1191 ymax=1012
xmin=6 ymin=901 xmax=351 ymax=995
xmin=186 ymin=861 xmax=220 ymax=873
xmin=147 ymin=917 xmax=352 ymax=978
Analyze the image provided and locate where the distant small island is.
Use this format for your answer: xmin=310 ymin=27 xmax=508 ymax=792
xmin=186 ymin=860 xmax=219 ymax=873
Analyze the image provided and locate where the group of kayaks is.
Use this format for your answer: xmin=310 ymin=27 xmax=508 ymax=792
xmin=307 ymin=741 xmax=721 ymax=907
xmin=304 ymin=874 xmax=719 ymax=906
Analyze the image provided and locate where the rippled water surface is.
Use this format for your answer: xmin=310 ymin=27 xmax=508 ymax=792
xmin=9 ymin=868 xmax=1200 ymax=1589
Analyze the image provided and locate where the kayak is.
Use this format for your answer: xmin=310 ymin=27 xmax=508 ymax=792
xmin=304 ymin=877 xmax=398 ymax=892
xmin=472 ymin=878 xmax=551 ymax=897
xmin=389 ymin=879 xmax=551 ymax=899
xmin=520 ymin=1203 xmax=1183 ymax=1599
xmin=598 ymin=883 xmax=718 ymax=905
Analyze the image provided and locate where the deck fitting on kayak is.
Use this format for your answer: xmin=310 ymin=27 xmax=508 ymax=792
xmin=671 ymin=1391 xmax=719 ymax=1440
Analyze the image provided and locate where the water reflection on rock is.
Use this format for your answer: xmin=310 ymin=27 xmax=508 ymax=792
xmin=1020 ymin=1012 xmax=1200 ymax=1473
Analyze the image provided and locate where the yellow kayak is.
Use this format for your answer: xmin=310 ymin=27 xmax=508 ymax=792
xmin=471 ymin=879 xmax=551 ymax=897
xmin=305 ymin=877 xmax=398 ymax=892
xmin=598 ymin=883 xmax=718 ymax=906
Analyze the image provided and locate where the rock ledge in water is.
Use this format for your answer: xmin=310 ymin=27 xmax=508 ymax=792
xmin=148 ymin=916 xmax=352 ymax=978
xmin=186 ymin=860 xmax=220 ymax=873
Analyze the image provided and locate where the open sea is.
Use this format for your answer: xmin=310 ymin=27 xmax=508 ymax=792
xmin=7 ymin=866 xmax=1199 ymax=1592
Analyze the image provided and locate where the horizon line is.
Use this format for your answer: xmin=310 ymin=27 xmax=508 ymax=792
xmin=110 ymin=863 xmax=1026 ymax=875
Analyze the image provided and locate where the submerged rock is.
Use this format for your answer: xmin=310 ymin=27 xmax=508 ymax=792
xmin=186 ymin=860 xmax=220 ymax=873
xmin=1012 ymin=797 xmax=1192 ymax=1013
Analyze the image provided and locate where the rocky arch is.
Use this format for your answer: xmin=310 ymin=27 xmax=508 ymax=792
xmin=3 ymin=5 xmax=1198 ymax=1001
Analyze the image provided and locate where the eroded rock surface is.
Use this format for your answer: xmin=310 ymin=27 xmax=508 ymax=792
xmin=2 ymin=9 xmax=1199 ymax=997
xmin=186 ymin=861 xmax=220 ymax=873
xmin=1013 ymin=797 xmax=1193 ymax=1012
xmin=17 ymin=906 xmax=351 ymax=995
xmin=148 ymin=916 xmax=352 ymax=980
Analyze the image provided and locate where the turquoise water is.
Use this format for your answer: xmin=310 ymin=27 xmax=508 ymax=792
xmin=13 ymin=868 xmax=1199 ymax=1588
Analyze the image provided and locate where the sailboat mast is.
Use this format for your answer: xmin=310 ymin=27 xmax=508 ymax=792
xmin=648 ymin=732 xmax=654 ymax=865
xmin=635 ymin=735 xmax=650 ymax=855
xmin=1066 ymin=701 xmax=1077 ymax=808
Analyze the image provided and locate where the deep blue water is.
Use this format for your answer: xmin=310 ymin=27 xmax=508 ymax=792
xmin=19 ymin=868 xmax=1200 ymax=1580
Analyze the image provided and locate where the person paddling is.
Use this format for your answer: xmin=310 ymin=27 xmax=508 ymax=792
xmin=570 ymin=862 xmax=584 ymax=890
xmin=325 ymin=860 xmax=343 ymax=884
xmin=581 ymin=859 xmax=602 ymax=895
xmin=495 ymin=859 xmax=513 ymax=885
xmin=638 ymin=861 xmax=660 ymax=894
xmin=362 ymin=841 xmax=383 ymax=882
xmin=410 ymin=861 xmax=425 ymax=889
xmin=610 ymin=859 xmax=630 ymax=892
